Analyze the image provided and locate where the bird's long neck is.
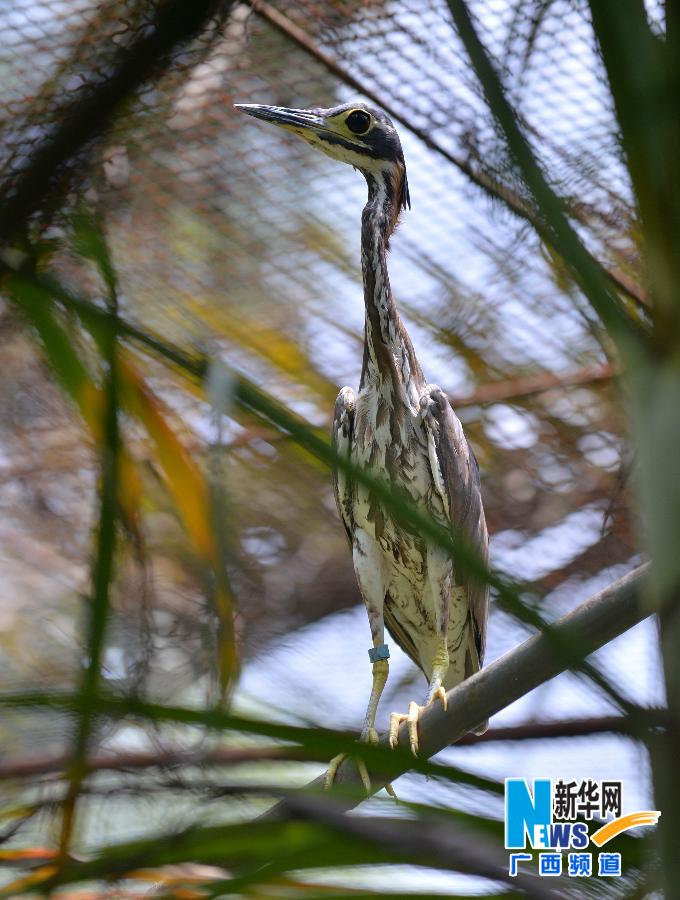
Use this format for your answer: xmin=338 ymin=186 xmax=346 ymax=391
xmin=359 ymin=171 xmax=424 ymax=410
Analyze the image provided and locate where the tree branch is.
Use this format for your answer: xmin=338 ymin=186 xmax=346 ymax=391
xmin=0 ymin=715 xmax=641 ymax=782
xmin=0 ymin=747 xmax=301 ymax=782
xmin=284 ymin=796 xmax=563 ymax=900
xmin=457 ymin=713 xmax=647 ymax=744
xmin=268 ymin=564 xmax=653 ymax=817
xmin=451 ymin=362 xmax=619 ymax=408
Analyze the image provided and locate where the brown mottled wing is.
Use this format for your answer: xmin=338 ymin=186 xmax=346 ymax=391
xmin=422 ymin=386 xmax=489 ymax=670
xmin=331 ymin=387 xmax=356 ymax=546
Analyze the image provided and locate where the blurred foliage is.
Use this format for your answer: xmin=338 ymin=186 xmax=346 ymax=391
xmin=0 ymin=0 xmax=676 ymax=896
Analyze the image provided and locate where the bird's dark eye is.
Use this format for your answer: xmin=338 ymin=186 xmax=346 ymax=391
xmin=345 ymin=109 xmax=371 ymax=135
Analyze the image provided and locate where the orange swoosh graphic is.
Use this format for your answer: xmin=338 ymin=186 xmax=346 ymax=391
xmin=590 ymin=811 xmax=661 ymax=846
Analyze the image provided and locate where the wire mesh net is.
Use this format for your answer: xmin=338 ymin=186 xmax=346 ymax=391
xmin=0 ymin=0 xmax=654 ymax=863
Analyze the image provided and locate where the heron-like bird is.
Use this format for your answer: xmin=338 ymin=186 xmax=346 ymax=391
xmin=236 ymin=101 xmax=489 ymax=791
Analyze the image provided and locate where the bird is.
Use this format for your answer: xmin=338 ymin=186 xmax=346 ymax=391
xmin=236 ymin=100 xmax=489 ymax=792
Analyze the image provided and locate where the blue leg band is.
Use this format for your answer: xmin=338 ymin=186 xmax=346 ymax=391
xmin=368 ymin=643 xmax=390 ymax=663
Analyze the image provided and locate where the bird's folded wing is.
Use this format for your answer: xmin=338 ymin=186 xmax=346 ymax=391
xmin=421 ymin=386 xmax=490 ymax=667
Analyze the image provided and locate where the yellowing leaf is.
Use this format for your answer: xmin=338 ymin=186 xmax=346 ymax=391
xmin=117 ymin=352 xmax=215 ymax=563
xmin=116 ymin=351 xmax=236 ymax=693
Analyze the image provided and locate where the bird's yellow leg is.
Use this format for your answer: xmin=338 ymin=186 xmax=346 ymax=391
xmin=425 ymin=639 xmax=449 ymax=708
xmin=389 ymin=640 xmax=449 ymax=756
xmin=325 ymin=654 xmax=396 ymax=797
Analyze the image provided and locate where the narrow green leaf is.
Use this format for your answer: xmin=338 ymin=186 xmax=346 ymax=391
xmin=70 ymin=210 xmax=118 ymax=300
xmin=58 ymin=276 xmax=120 ymax=856
xmin=589 ymin=1 xmax=680 ymax=325
xmin=445 ymin=0 xmax=646 ymax=354
xmin=6 ymin=274 xmax=94 ymax=409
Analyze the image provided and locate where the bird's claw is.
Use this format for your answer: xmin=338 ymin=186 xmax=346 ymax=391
xmin=427 ymin=684 xmax=448 ymax=711
xmin=325 ymin=752 xmax=373 ymax=794
xmin=362 ymin=726 xmax=380 ymax=745
xmin=324 ymin=727 xmax=398 ymax=799
xmin=389 ymin=701 xmax=422 ymax=755
xmin=325 ymin=753 xmax=349 ymax=791
xmin=389 ymin=688 xmax=447 ymax=756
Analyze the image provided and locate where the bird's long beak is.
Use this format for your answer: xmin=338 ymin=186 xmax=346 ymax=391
xmin=235 ymin=103 xmax=328 ymax=135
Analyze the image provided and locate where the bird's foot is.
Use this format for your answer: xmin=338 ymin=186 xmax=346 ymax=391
xmin=426 ymin=682 xmax=448 ymax=709
xmin=388 ymin=688 xmax=448 ymax=756
xmin=324 ymin=750 xmax=372 ymax=795
xmin=324 ymin=727 xmax=397 ymax=799
xmin=325 ymin=752 xmax=368 ymax=792
xmin=388 ymin=702 xmax=422 ymax=756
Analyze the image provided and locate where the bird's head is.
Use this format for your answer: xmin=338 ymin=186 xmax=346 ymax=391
xmin=235 ymin=101 xmax=410 ymax=215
